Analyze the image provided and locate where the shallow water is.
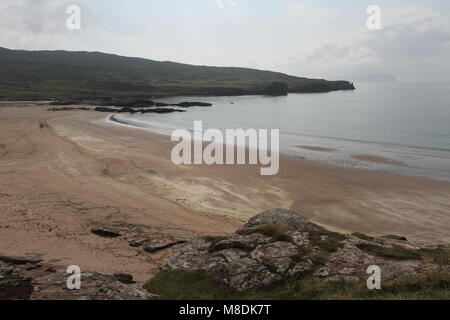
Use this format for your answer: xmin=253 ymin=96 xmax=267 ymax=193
xmin=114 ymin=82 xmax=450 ymax=181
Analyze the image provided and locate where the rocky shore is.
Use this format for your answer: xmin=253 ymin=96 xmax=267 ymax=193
xmin=50 ymin=99 xmax=213 ymax=108
xmin=47 ymin=99 xmax=214 ymax=115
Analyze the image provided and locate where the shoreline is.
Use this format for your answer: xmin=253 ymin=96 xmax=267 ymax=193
xmin=1 ymin=105 xmax=449 ymax=281
xmin=107 ymin=112 xmax=450 ymax=182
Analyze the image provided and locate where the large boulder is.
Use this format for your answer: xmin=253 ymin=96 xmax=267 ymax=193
xmin=160 ymin=209 xmax=446 ymax=292
xmin=161 ymin=209 xmax=326 ymax=291
xmin=243 ymin=208 xmax=322 ymax=232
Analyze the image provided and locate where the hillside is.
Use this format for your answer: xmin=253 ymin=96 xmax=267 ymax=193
xmin=0 ymin=47 xmax=354 ymax=100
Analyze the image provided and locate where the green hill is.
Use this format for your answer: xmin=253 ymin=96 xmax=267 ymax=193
xmin=0 ymin=47 xmax=354 ymax=100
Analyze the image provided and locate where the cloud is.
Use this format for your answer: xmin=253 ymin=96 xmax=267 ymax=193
xmin=1 ymin=1 xmax=450 ymax=82
xmin=1 ymin=0 xmax=63 ymax=33
xmin=286 ymin=1 xmax=336 ymax=24
xmin=0 ymin=0 xmax=118 ymax=52
xmin=284 ymin=5 xmax=450 ymax=80
xmin=217 ymin=0 xmax=237 ymax=10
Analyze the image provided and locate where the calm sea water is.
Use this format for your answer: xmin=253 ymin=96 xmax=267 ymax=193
xmin=114 ymin=82 xmax=450 ymax=181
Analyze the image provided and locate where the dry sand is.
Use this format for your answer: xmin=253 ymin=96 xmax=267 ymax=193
xmin=0 ymin=105 xmax=449 ymax=281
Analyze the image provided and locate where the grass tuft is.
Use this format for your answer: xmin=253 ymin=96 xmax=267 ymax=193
xmin=145 ymin=270 xmax=235 ymax=300
xmin=310 ymin=251 xmax=330 ymax=267
xmin=352 ymin=232 xmax=376 ymax=242
xmin=309 ymin=230 xmax=347 ymax=253
xmin=145 ymin=270 xmax=450 ymax=300
xmin=303 ymin=229 xmax=348 ymax=267
xmin=417 ymin=248 xmax=450 ymax=266
xmin=356 ymin=243 xmax=422 ymax=260
xmin=203 ymin=236 xmax=228 ymax=247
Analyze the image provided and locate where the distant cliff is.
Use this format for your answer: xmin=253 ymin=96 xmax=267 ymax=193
xmin=0 ymin=47 xmax=354 ymax=100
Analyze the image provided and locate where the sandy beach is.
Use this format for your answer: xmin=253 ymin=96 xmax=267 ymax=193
xmin=1 ymin=105 xmax=449 ymax=281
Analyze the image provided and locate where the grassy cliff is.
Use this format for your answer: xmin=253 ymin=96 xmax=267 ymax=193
xmin=0 ymin=47 xmax=354 ymax=100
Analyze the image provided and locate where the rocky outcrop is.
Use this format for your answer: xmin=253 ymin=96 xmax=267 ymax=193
xmin=0 ymin=263 xmax=33 ymax=300
xmin=91 ymin=228 xmax=121 ymax=238
xmin=94 ymin=107 xmax=186 ymax=114
xmin=0 ymin=258 xmax=156 ymax=300
xmin=105 ymin=99 xmax=156 ymax=108
xmin=49 ymin=99 xmax=212 ymax=110
xmin=289 ymin=81 xmax=355 ymax=93
xmin=113 ymin=273 xmax=134 ymax=284
xmin=47 ymin=107 xmax=91 ymax=112
xmin=155 ymin=102 xmax=212 ymax=107
xmin=143 ymin=240 xmax=187 ymax=253
xmin=160 ymin=209 xmax=448 ymax=291
xmin=47 ymin=97 xmax=213 ymax=115
xmin=50 ymin=99 xmax=156 ymax=108
xmin=48 ymin=106 xmax=188 ymax=114
xmin=382 ymin=235 xmax=408 ymax=242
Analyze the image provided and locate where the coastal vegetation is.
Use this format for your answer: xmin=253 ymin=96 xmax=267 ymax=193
xmin=145 ymin=270 xmax=450 ymax=300
xmin=356 ymin=243 xmax=422 ymax=260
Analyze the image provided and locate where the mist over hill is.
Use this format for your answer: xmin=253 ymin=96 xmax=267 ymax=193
xmin=0 ymin=47 xmax=354 ymax=100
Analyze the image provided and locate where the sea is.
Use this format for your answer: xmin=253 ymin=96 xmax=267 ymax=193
xmin=112 ymin=82 xmax=450 ymax=181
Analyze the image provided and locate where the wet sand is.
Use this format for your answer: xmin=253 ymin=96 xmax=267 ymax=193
xmin=0 ymin=105 xmax=449 ymax=281
xmin=297 ymin=146 xmax=338 ymax=152
xmin=351 ymin=154 xmax=408 ymax=167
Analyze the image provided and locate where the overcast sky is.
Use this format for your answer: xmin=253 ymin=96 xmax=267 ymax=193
xmin=1 ymin=0 xmax=450 ymax=82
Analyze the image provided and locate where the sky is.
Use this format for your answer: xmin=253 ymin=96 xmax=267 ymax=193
xmin=1 ymin=0 xmax=450 ymax=82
